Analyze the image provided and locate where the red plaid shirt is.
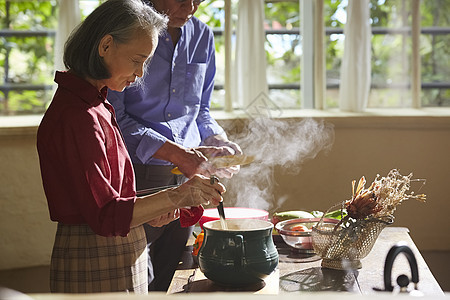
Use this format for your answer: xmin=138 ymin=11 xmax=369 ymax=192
xmin=37 ymin=71 xmax=135 ymax=237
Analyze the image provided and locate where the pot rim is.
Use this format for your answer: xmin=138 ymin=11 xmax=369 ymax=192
xmin=203 ymin=218 xmax=274 ymax=232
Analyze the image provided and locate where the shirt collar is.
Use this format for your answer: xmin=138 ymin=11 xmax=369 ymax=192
xmin=54 ymin=71 xmax=107 ymax=106
xmin=160 ymin=16 xmax=196 ymax=41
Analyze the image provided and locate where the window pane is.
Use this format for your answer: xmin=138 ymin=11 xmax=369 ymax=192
xmin=369 ymin=0 xmax=450 ymax=108
xmin=1 ymin=0 xmax=57 ymax=29
xmin=196 ymin=0 xmax=226 ymax=109
xmin=0 ymin=0 xmax=112 ymax=115
xmin=420 ymin=0 xmax=450 ymax=107
xmin=325 ymin=0 xmax=345 ymax=108
xmin=324 ymin=0 xmax=450 ymax=108
xmin=265 ymin=1 xmax=301 ymax=108
xmin=325 ymin=0 xmax=416 ymax=108
xmin=0 ymin=0 xmax=57 ymax=115
xmin=268 ymin=89 xmax=300 ymax=108
xmin=369 ymin=0 xmax=413 ymax=107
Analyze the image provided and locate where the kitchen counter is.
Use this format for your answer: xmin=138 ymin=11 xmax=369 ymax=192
xmin=24 ymin=292 xmax=450 ymax=300
xmin=167 ymin=227 xmax=443 ymax=296
xmin=14 ymin=227 xmax=445 ymax=299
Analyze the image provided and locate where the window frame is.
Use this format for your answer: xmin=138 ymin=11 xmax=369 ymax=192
xmin=1 ymin=0 xmax=450 ymax=117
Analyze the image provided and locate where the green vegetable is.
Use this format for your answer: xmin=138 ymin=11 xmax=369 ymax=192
xmin=272 ymin=210 xmax=315 ymax=224
xmin=323 ymin=209 xmax=347 ymax=220
xmin=307 ymin=209 xmax=348 ymax=220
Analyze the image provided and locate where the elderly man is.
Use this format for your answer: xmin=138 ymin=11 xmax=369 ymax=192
xmin=108 ymin=0 xmax=241 ymax=291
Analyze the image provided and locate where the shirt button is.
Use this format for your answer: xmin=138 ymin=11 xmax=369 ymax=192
xmin=172 ymin=88 xmax=176 ymax=93
xmin=174 ymin=133 xmax=178 ymax=137
xmin=165 ymin=37 xmax=170 ymax=42
xmin=167 ymin=113 xmax=171 ymax=117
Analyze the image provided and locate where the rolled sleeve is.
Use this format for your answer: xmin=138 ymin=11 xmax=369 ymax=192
xmin=135 ymin=131 xmax=167 ymax=164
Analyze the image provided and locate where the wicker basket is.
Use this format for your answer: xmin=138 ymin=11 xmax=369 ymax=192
xmin=311 ymin=205 xmax=393 ymax=270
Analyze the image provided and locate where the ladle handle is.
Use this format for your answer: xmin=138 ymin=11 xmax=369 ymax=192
xmin=217 ymin=201 xmax=226 ymax=220
xmin=210 ymin=175 xmax=226 ymax=221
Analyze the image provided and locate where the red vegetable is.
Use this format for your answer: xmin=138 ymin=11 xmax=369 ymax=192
xmin=291 ymin=224 xmax=309 ymax=232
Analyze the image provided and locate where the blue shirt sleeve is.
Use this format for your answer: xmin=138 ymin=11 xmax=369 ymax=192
xmin=107 ymin=90 xmax=167 ymax=164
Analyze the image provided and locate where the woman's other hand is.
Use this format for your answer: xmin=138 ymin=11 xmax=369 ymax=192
xmin=147 ymin=209 xmax=180 ymax=227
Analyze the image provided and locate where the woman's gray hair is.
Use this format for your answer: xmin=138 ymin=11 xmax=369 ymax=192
xmin=64 ymin=0 xmax=167 ymax=80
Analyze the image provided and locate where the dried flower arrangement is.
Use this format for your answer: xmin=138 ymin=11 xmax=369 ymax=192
xmin=312 ymin=169 xmax=426 ymax=270
xmin=339 ymin=169 xmax=426 ymax=227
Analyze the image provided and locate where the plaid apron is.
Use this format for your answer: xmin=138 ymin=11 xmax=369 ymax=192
xmin=50 ymin=223 xmax=148 ymax=294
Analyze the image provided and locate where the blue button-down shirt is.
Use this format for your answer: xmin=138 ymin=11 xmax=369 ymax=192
xmin=108 ymin=17 xmax=224 ymax=165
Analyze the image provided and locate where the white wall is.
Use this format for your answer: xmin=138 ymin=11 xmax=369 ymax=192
xmin=0 ymin=127 xmax=56 ymax=270
xmin=1 ymin=111 xmax=449 ymax=270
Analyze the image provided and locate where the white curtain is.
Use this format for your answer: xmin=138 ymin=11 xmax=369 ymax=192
xmin=233 ymin=0 xmax=269 ymax=108
xmin=54 ymin=0 xmax=80 ymax=71
xmin=338 ymin=0 xmax=372 ymax=112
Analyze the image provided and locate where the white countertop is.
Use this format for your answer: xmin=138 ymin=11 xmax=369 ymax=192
xmin=25 ymin=291 xmax=450 ymax=300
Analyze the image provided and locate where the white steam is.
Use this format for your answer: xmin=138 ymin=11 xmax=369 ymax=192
xmin=223 ymin=117 xmax=335 ymax=212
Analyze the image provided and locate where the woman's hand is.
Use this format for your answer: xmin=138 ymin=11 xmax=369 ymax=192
xmin=131 ymin=175 xmax=225 ymax=228
xmin=167 ymin=174 xmax=225 ymax=207
xmin=146 ymin=209 xmax=180 ymax=227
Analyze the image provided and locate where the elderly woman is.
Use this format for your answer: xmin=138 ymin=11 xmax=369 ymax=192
xmin=36 ymin=0 xmax=224 ymax=294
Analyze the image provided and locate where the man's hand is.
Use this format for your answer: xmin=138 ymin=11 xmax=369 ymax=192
xmin=203 ymin=134 xmax=243 ymax=156
xmin=201 ymin=134 xmax=243 ymax=178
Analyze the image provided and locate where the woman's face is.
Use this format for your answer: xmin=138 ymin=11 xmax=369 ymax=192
xmin=100 ymin=30 xmax=157 ymax=92
xmin=151 ymin=0 xmax=201 ymax=28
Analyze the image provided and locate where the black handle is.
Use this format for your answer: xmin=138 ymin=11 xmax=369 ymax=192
xmin=383 ymin=242 xmax=419 ymax=292
xmin=217 ymin=201 xmax=226 ymax=220
xmin=210 ymin=175 xmax=226 ymax=220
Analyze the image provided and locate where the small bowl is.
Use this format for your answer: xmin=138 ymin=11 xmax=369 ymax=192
xmin=275 ymin=218 xmax=339 ymax=253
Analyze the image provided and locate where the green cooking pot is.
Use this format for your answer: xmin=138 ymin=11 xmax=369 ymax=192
xmin=198 ymin=219 xmax=279 ymax=286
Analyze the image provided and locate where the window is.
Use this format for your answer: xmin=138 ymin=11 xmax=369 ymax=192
xmin=0 ymin=0 xmax=57 ymax=115
xmin=197 ymin=0 xmax=303 ymax=109
xmin=1 ymin=0 xmax=449 ymax=115
xmin=200 ymin=0 xmax=450 ymax=109
xmin=420 ymin=0 xmax=450 ymax=106
xmin=265 ymin=1 xmax=301 ymax=108
xmin=367 ymin=0 xmax=450 ymax=108
xmin=0 ymin=0 xmax=104 ymax=115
